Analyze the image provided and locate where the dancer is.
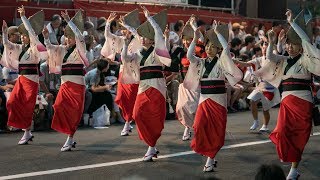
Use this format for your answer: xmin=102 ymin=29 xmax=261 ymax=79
xmin=121 ymin=7 xmax=171 ymax=161
xmin=234 ymin=41 xmax=280 ymax=132
xmin=256 ymin=9 xmax=320 ymax=179
xmin=185 ymin=21 xmax=242 ymax=172
xmin=43 ymin=10 xmax=89 ymax=151
xmin=3 ymin=6 xmax=46 ymax=145
xmin=101 ymin=10 xmax=141 ymax=136
xmin=175 ymin=20 xmax=200 ymax=141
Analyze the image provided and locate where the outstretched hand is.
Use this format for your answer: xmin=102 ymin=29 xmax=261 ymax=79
xmin=17 ymin=5 xmax=25 ymax=17
xmin=285 ymin=9 xmax=293 ymax=23
xmin=118 ymin=15 xmax=126 ymax=27
xmin=107 ymin=12 xmax=117 ymax=24
xmin=42 ymin=26 xmax=49 ymax=39
xmin=268 ymin=30 xmax=277 ymax=44
xmin=212 ymin=20 xmax=220 ymax=34
xmin=2 ymin=20 xmax=8 ymax=34
xmin=140 ymin=6 xmax=150 ymax=18
xmin=61 ymin=10 xmax=71 ymax=22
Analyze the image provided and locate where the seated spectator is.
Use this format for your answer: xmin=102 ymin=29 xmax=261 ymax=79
xmin=255 ymin=164 xmax=286 ymax=180
xmin=240 ymin=35 xmax=256 ymax=59
xmin=230 ymin=37 xmax=242 ymax=58
xmin=85 ymin=59 xmax=113 ymax=118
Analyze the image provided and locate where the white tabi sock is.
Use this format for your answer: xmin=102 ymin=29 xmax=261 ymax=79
xmin=287 ymin=167 xmax=298 ymax=179
xmin=205 ymin=157 xmax=216 ymax=167
xmin=146 ymin=146 xmax=156 ymax=155
xmin=183 ymin=127 xmax=190 ymax=136
xmin=63 ymin=136 xmax=73 ymax=147
xmin=22 ymin=129 xmax=32 ymax=139
xmin=123 ymin=121 xmax=131 ymax=131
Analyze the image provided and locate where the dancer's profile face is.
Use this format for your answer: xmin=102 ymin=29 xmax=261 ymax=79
xmin=140 ymin=37 xmax=154 ymax=48
xmin=205 ymin=42 xmax=219 ymax=58
xmin=21 ymin=34 xmax=30 ymax=45
xmin=65 ymin=36 xmax=76 ymax=47
xmin=182 ymin=38 xmax=192 ymax=48
xmin=286 ymin=42 xmax=302 ymax=57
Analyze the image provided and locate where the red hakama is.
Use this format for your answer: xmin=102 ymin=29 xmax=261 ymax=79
xmin=191 ymin=99 xmax=227 ymax=158
xmin=51 ymin=81 xmax=85 ymax=135
xmin=7 ymin=76 xmax=38 ymax=129
xmin=114 ymin=73 xmax=139 ymax=122
xmin=270 ymin=95 xmax=313 ymax=162
xmin=133 ymin=87 xmax=166 ymax=147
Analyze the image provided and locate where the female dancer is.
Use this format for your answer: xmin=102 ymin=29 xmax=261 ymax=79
xmin=121 ymin=7 xmax=171 ymax=161
xmin=3 ymin=6 xmax=46 ymax=145
xmin=43 ymin=10 xmax=89 ymax=151
xmin=256 ymin=10 xmax=320 ymax=179
xmin=185 ymin=21 xmax=242 ymax=172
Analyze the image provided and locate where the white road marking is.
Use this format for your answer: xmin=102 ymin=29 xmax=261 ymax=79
xmin=1 ymin=132 xmax=319 ymax=180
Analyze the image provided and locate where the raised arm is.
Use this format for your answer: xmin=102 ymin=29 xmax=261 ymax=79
xmin=266 ymin=30 xmax=287 ymax=62
xmin=286 ymin=9 xmax=310 ymax=43
xmin=42 ymin=26 xmax=56 ymax=49
xmin=141 ymin=6 xmax=171 ymax=66
xmin=187 ymin=28 xmax=201 ymax=64
xmin=2 ymin=21 xmax=20 ymax=50
xmin=119 ymin=15 xmax=139 ymax=37
xmin=18 ymin=6 xmax=37 ymax=38
xmin=121 ymin=31 xmax=136 ymax=63
xmin=190 ymin=16 xmax=204 ymax=43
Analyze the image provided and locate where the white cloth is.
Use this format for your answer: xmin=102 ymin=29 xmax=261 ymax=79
xmin=121 ymin=16 xmax=171 ymax=98
xmin=44 ymin=20 xmax=88 ymax=85
xmin=184 ymin=34 xmax=243 ymax=107
xmin=176 ymin=83 xmax=200 ymax=127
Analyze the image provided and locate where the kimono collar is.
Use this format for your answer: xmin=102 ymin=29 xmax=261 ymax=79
xmin=288 ymin=53 xmax=302 ymax=64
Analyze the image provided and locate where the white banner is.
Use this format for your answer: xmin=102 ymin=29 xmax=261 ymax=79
xmin=124 ymin=0 xmax=188 ymax=5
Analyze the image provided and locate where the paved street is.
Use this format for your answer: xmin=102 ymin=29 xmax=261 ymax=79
xmin=0 ymin=108 xmax=320 ymax=180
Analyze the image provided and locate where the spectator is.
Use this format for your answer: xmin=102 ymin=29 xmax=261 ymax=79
xmin=230 ymin=37 xmax=242 ymax=58
xmin=240 ymin=35 xmax=256 ymax=59
xmin=46 ymin=14 xmax=62 ymax=45
xmin=85 ymin=59 xmax=113 ymax=117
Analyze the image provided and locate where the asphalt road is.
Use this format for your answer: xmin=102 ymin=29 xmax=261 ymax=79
xmin=0 ymin=108 xmax=319 ymax=180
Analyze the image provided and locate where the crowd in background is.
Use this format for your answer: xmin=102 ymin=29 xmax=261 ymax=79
xmin=0 ymin=11 xmax=320 ymax=132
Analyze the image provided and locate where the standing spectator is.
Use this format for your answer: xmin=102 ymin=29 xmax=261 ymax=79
xmin=46 ymin=14 xmax=62 ymax=45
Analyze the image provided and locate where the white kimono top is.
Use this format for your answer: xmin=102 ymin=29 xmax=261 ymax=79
xmin=1 ymin=15 xmax=47 ymax=83
xmin=44 ymin=20 xmax=89 ymax=86
xmin=184 ymin=34 xmax=243 ymax=107
xmin=256 ymin=22 xmax=320 ymax=103
xmin=100 ymin=21 xmax=142 ymax=84
xmin=121 ymin=16 xmax=171 ymax=98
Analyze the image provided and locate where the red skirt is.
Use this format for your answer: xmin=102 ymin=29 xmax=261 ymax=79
xmin=270 ymin=95 xmax=313 ymax=162
xmin=133 ymin=87 xmax=166 ymax=147
xmin=51 ymin=81 xmax=85 ymax=135
xmin=7 ymin=76 xmax=38 ymax=129
xmin=114 ymin=73 xmax=139 ymax=122
xmin=191 ymin=99 xmax=227 ymax=158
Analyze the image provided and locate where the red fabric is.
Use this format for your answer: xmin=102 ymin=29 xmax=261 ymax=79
xmin=7 ymin=76 xmax=38 ymax=129
xmin=263 ymin=91 xmax=274 ymax=101
xmin=114 ymin=73 xmax=139 ymax=122
xmin=270 ymin=95 xmax=313 ymax=162
xmin=195 ymin=45 xmax=207 ymax=58
xmin=191 ymin=99 xmax=227 ymax=158
xmin=51 ymin=81 xmax=85 ymax=135
xmin=181 ymin=57 xmax=190 ymax=67
xmin=133 ymin=87 xmax=166 ymax=147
